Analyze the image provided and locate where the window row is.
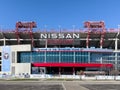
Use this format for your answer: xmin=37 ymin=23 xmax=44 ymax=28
xmin=19 ymin=55 xmax=89 ymax=63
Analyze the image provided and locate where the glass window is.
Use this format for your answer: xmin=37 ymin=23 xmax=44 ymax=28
xmin=61 ymin=51 xmax=74 ymax=63
xmin=46 ymin=51 xmax=59 ymax=63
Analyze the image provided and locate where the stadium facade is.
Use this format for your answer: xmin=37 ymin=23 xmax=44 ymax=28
xmin=0 ymin=21 xmax=119 ymax=75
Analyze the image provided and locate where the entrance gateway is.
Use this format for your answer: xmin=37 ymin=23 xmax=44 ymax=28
xmin=31 ymin=63 xmax=113 ymax=75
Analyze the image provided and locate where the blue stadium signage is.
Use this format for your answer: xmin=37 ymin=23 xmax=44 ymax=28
xmin=33 ymin=48 xmax=113 ymax=52
xmin=2 ymin=46 xmax=11 ymax=72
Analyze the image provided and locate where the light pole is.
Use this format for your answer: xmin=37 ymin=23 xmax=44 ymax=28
xmin=44 ymin=24 xmax=47 ymax=48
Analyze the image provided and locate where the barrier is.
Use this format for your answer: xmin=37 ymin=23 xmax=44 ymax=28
xmin=115 ymin=76 xmax=120 ymax=80
xmin=30 ymin=74 xmax=46 ymax=78
xmin=1 ymin=74 xmax=120 ymax=80
xmin=95 ymin=75 xmax=119 ymax=80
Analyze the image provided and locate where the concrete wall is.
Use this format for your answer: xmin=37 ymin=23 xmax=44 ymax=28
xmin=12 ymin=63 xmax=31 ymax=75
xmin=0 ymin=44 xmax=31 ymax=52
xmin=10 ymin=44 xmax=31 ymax=63
xmin=11 ymin=45 xmax=31 ymax=75
xmin=11 ymin=44 xmax=31 ymax=51
xmin=0 ymin=44 xmax=31 ymax=74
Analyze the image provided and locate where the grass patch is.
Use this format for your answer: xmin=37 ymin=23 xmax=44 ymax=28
xmin=6 ymin=78 xmax=39 ymax=81
xmin=46 ymin=78 xmax=81 ymax=81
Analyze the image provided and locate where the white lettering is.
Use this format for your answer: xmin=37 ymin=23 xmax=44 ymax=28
xmin=40 ymin=33 xmax=80 ymax=39
xmin=66 ymin=34 xmax=72 ymax=39
xmin=73 ymin=33 xmax=80 ymax=39
xmin=48 ymin=33 xmax=51 ymax=38
xmin=51 ymin=33 xmax=58 ymax=38
xmin=40 ymin=34 xmax=47 ymax=39
xmin=58 ymin=33 xmax=64 ymax=38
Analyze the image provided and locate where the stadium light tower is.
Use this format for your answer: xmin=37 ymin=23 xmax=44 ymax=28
xmin=58 ymin=25 xmax=61 ymax=48
xmin=58 ymin=25 xmax=61 ymax=31
xmin=118 ymin=25 xmax=120 ymax=28
xmin=72 ymin=25 xmax=75 ymax=48
xmin=0 ymin=25 xmax=3 ymax=32
xmin=44 ymin=24 xmax=47 ymax=48
xmin=44 ymin=25 xmax=47 ymax=30
xmin=0 ymin=25 xmax=1 ymax=32
xmin=118 ymin=25 xmax=120 ymax=32
xmin=72 ymin=25 xmax=75 ymax=30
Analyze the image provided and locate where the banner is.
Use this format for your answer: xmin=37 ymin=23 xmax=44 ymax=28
xmin=2 ymin=46 xmax=11 ymax=72
xmin=33 ymin=48 xmax=113 ymax=52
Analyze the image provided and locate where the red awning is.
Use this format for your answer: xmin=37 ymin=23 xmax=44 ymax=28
xmin=32 ymin=63 xmax=113 ymax=68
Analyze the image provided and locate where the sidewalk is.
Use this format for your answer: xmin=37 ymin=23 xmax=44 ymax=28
xmin=63 ymin=82 xmax=89 ymax=90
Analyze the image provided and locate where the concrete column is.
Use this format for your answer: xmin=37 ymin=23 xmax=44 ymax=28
xmin=12 ymin=51 xmax=19 ymax=63
xmin=73 ymin=67 xmax=75 ymax=75
xmin=45 ymin=39 xmax=47 ymax=48
xmin=100 ymin=45 xmax=102 ymax=49
xmin=15 ymin=51 xmax=17 ymax=63
xmin=86 ymin=39 xmax=89 ymax=48
xmin=115 ymin=52 xmax=118 ymax=70
xmin=59 ymin=67 xmax=61 ymax=75
xmin=44 ymin=51 xmax=46 ymax=63
xmin=88 ymin=52 xmax=90 ymax=63
xmin=59 ymin=51 xmax=61 ymax=63
xmin=74 ymin=51 xmax=75 ymax=63
xmin=86 ymin=33 xmax=90 ymax=48
xmin=115 ymin=38 xmax=118 ymax=51
xmin=3 ymin=37 xmax=6 ymax=46
xmin=100 ymin=54 xmax=102 ymax=64
xmin=86 ymin=46 xmax=89 ymax=48
xmin=30 ymin=52 xmax=32 ymax=63
xmin=100 ymin=38 xmax=103 ymax=49
xmin=44 ymin=36 xmax=47 ymax=63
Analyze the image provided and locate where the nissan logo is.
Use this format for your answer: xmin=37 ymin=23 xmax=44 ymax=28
xmin=4 ymin=53 xmax=9 ymax=59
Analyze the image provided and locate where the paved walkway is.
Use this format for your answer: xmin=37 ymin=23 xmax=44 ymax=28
xmin=63 ymin=82 xmax=89 ymax=90
xmin=1 ymin=80 xmax=120 ymax=90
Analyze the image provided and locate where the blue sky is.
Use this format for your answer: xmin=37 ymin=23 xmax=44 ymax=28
xmin=0 ymin=0 xmax=120 ymax=30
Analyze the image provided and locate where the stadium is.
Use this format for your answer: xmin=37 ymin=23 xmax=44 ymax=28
xmin=0 ymin=21 xmax=119 ymax=76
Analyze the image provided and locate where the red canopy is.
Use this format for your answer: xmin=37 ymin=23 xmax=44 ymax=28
xmin=32 ymin=63 xmax=113 ymax=68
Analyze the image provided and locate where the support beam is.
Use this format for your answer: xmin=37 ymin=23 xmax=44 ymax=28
xmin=59 ymin=67 xmax=61 ymax=75
xmin=15 ymin=21 xmax=37 ymax=46
xmin=86 ymin=32 xmax=90 ymax=48
xmin=44 ymin=51 xmax=46 ymax=63
xmin=45 ymin=39 xmax=47 ymax=48
xmin=29 ymin=31 xmax=34 ymax=47
xmin=115 ymin=53 xmax=118 ymax=70
xmin=115 ymin=38 xmax=118 ymax=51
xmin=59 ymin=51 xmax=61 ymax=63
xmin=100 ymin=31 xmax=105 ymax=48
xmin=3 ymin=37 xmax=6 ymax=46
xmin=73 ymin=67 xmax=75 ymax=75
xmin=16 ymin=31 xmax=20 ymax=44
xmin=74 ymin=51 xmax=75 ymax=63
xmin=88 ymin=52 xmax=90 ymax=63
